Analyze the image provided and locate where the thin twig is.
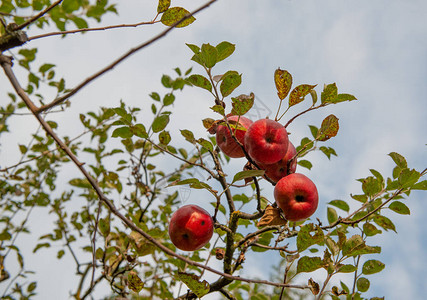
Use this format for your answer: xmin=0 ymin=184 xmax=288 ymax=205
xmin=36 ymin=0 xmax=218 ymax=114
xmin=16 ymin=0 xmax=63 ymax=30
xmin=28 ymin=20 xmax=161 ymax=41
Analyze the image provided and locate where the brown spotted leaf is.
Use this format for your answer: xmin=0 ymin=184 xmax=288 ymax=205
xmin=308 ymin=278 xmax=320 ymax=295
xmin=128 ymin=271 xmax=144 ymax=293
xmin=161 ymin=7 xmax=195 ymax=28
xmin=289 ymin=84 xmax=317 ymax=107
xmin=177 ymin=272 xmax=210 ymax=298
xmin=274 ymin=68 xmax=292 ymax=100
xmin=157 ymin=0 xmax=171 ymax=13
xmin=231 ymin=93 xmax=255 ymax=116
xmin=317 ymin=114 xmax=339 ymax=141
xmin=202 ymin=118 xmax=217 ymax=133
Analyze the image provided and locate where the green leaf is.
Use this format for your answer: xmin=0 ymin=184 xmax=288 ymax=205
xmin=274 ymin=68 xmax=293 ymax=100
xmin=338 ymin=264 xmax=357 ymax=273
xmin=321 ymin=83 xmax=338 ymax=103
xmin=351 ymin=194 xmax=368 ymax=203
xmin=0 ymin=230 xmax=11 ymax=241
xmin=310 ymin=89 xmax=318 ymax=105
xmin=389 ymin=152 xmax=407 ymax=168
xmin=57 ymin=249 xmax=65 ymax=259
xmin=99 ymin=218 xmax=110 ymax=236
xmin=33 ymin=242 xmax=50 ymax=253
xmin=161 ymin=74 xmax=172 ymax=88
xmin=186 ymin=43 xmax=200 ymax=54
xmin=27 ymin=282 xmax=37 ymax=293
xmin=231 ymin=93 xmax=254 ymax=116
xmin=296 ymin=256 xmax=324 ymax=274
xmin=161 ymin=7 xmax=195 ymax=28
xmin=297 ymin=159 xmax=313 ymax=170
xmin=362 ymin=260 xmax=385 ymax=275
xmin=152 ymin=115 xmax=170 ymax=133
xmin=159 ymin=130 xmax=171 ymax=145
xmin=169 ymin=178 xmax=212 ymax=191
xmin=327 ymin=207 xmax=338 ymax=224
xmin=361 ymin=176 xmax=382 ymax=197
xmin=177 ymin=272 xmax=210 ymax=298
xmin=398 ymin=168 xmax=420 ymax=188
xmin=199 ymin=43 xmax=218 ymax=68
xmin=370 ymin=169 xmax=384 ymax=184
xmin=39 ymin=63 xmax=55 ymax=74
xmin=157 ymin=0 xmax=171 ymax=13
xmin=374 ymin=215 xmax=397 ymax=233
xmin=232 ymin=170 xmax=265 ymax=183
xmin=150 ymin=92 xmax=161 ymax=101
xmin=363 ymin=222 xmax=382 ymax=237
xmin=18 ymin=144 xmax=27 ymax=154
xmin=374 ymin=215 xmax=396 ymax=232
xmin=131 ymin=123 xmax=148 ymax=138
xmin=289 ymin=84 xmax=317 ymax=107
xmin=388 ymin=201 xmax=410 ymax=215
xmin=163 ymin=93 xmax=175 ymax=106
xmin=220 ymin=71 xmax=241 ymax=97
xmin=62 ymin=0 xmax=80 ymax=13
xmin=357 ymin=277 xmax=370 ymax=292
xmin=187 ymin=74 xmax=212 ymax=92
xmin=412 ymin=180 xmax=427 ymax=190
xmin=308 ymin=125 xmax=318 ymax=138
xmin=328 ymin=200 xmax=349 ymax=212
xmin=325 ymin=236 xmax=339 ymax=256
xmin=197 ymin=138 xmax=213 ymax=152
xmin=69 ymin=178 xmax=92 ymax=189
xmin=180 ymin=129 xmax=195 ymax=143
xmin=342 ymin=235 xmax=381 ymax=257
xmin=216 ymin=41 xmax=235 ymax=62
xmin=317 ymin=114 xmax=339 ymax=141
xmin=320 ymin=146 xmax=337 ymax=159
xmin=210 ymin=104 xmax=225 ymax=116
xmin=297 ymin=224 xmax=324 ymax=252
xmin=336 ymin=93 xmax=357 ymax=103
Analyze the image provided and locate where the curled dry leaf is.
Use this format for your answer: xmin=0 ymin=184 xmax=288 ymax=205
xmin=215 ymin=248 xmax=225 ymax=260
xmin=308 ymin=278 xmax=320 ymax=295
xmin=204 ymin=118 xmax=221 ymax=134
xmin=257 ymin=205 xmax=287 ymax=227
xmin=332 ymin=286 xmax=348 ymax=296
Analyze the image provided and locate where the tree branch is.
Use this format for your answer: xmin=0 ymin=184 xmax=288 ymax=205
xmin=1 ymin=51 xmax=310 ymax=292
xmin=35 ymin=0 xmax=218 ymax=114
xmin=16 ymin=0 xmax=63 ymax=30
xmin=28 ymin=20 xmax=161 ymax=41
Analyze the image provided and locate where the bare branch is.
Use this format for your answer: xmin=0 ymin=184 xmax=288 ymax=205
xmin=28 ymin=20 xmax=161 ymax=41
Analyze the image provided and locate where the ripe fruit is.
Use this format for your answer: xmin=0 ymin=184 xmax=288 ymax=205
xmin=259 ymin=141 xmax=297 ymax=182
xmin=216 ymin=115 xmax=253 ymax=158
xmin=274 ymin=173 xmax=319 ymax=222
xmin=168 ymin=205 xmax=214 ymax=251
xmin=244 ymin=118 xmax=289 ymax=164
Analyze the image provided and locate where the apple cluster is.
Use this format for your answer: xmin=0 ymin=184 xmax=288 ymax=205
xmin=168 ymin=116 xmax=319 ymax=251
xmin=216 ymin=115 xmax=319 ymax=222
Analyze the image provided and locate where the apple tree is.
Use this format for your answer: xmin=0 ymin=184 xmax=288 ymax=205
xmin=0 ymin=1 xmax=425 ymax=300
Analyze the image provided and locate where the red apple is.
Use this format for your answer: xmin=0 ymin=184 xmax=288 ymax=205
xmin=274 ymin=173 xmax=318 ymax=222
xmin=168 ymin=205 xmax=214 ymax=251
xmin=259 ymin=141 xmax=297 ymax=183
xmin=244 ymin=118 xmax=289 ymax=164
xmin=216 ymin=115 xmax=253 ymax=158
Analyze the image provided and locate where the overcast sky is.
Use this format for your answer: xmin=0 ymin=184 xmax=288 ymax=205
xmin=1 ymin=0 xmax=426 ymax=299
